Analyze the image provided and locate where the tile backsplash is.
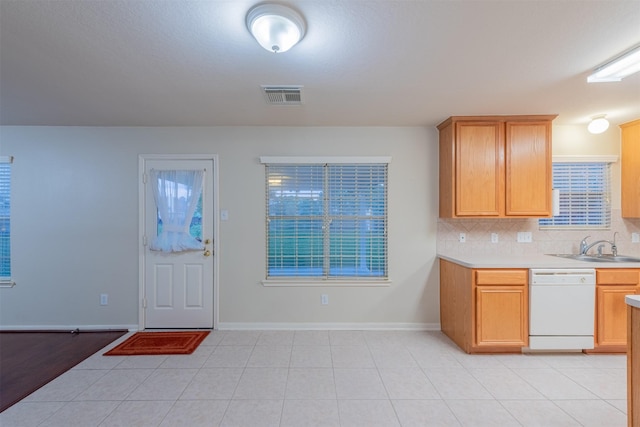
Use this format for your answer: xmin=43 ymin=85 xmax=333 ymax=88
xmin=437 ymin=210 xmax=640 ymax=257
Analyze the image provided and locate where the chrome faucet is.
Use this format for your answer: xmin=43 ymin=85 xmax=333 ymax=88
xmin=580 ymin=232 xmax=618 ymax=256
xmin=579 ymin=235 xmax=591 ymax=255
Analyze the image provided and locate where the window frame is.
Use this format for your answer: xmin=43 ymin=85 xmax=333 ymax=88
xmin=539 ymin=155 xmax=616 ymax=230
xmin=260 ymin=156 xmax=391 ymax=287
xmin=0 ymin=156 xmax=14 ymax=287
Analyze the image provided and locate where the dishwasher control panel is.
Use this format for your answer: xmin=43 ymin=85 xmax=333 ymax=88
xmin=529 ymin=269 xmax=596 ymax=285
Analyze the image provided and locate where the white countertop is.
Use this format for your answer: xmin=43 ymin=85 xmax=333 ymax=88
xmin=627 ymin=295 xmax=640 ymax=309
xmin=438 ymin=253 xmax=640 ymax=269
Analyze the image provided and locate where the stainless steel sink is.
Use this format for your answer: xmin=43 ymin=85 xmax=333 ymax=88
xmin=547 ymin=254 xmax=606 ymax=262
xmin=598 ymin=255 xmax=640 ymax=262
xmin=547 ymin=254 xmax=640 ymax=263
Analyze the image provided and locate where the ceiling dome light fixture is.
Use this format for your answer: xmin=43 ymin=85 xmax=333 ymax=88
xmin=246 ymin=3 xmax=306 ymax=53
xmin=587 ymin=115 xmax=610 ymax=134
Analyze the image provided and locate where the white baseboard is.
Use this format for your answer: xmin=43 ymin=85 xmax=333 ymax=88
xmin=0 ymin=323 xmax=443 ymax=332
xmin=217 ymin=322 xmax=441 ymax=331
xmin=0 ymin=324 xmax=137 ymax=332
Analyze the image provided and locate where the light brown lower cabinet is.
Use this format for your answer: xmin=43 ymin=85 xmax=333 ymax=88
xmin=590 ymin=269 xmax=640 ymax=353
xmin=441 ymin=262 xmax=640 ymax=355
xmin=476 ymin=285 xmax=528 ymax=347
xmin=440 ymin=259 xmax=528 ymax=353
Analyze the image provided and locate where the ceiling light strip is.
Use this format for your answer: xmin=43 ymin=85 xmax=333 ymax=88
xmin=588 ymin=44 xmax=640 ymax=82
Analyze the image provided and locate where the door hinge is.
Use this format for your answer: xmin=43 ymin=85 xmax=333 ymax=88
xmin=143 ymin=235 xmax=147 ymax=246
xmin=142 ymin=172 xmax=147 ymax=184
xmin=142 ymin=298 xmax=147 ymax=309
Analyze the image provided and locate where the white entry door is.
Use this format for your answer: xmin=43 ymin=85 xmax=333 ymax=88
xmin=141 ymin=157 xmax=215 ymax=329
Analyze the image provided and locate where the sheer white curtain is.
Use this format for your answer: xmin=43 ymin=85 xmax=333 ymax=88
xmin=149 ymin=169 xmax=205 ymax=252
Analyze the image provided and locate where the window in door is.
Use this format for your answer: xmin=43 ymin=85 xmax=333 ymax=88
xmin=157 ymin=194 xmax=203 ymax=241
xmin=149 ymin=169 xmax=205 ymax=252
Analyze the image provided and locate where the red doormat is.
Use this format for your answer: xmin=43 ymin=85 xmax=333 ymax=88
xmin=103 ymin=331 xmax=210 ymax=356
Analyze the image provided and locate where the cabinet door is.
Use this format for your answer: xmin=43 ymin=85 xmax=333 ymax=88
xmin=505 ymin=121 xmax=552 ymax=216
xmin=621 ymin=119 xmax=640 ymax=218
xmin=596 ymin=285 xmax=639 ymax=347
xmin=455 ymin=122 xmax=503 ymax=216
xmin=476 ymin=286 xmax=528 ymax=347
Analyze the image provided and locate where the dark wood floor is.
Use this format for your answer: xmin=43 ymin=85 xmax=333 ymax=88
xmin=0 ymin=330 xmax=127 ymax=413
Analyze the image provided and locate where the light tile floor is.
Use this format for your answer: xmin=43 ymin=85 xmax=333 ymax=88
xmin=0 ymin=330 xmax=628 ymax=427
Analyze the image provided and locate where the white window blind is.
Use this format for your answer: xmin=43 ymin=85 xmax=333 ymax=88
xmin=265 ymin=162 xmax=388 ymax=280
xmin=539 ymin=162 xmax=611 ymax=229
xmin=0 ymin=156 xmax=12 ymax=282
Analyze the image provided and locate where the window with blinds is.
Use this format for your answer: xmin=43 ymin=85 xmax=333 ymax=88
xmin=539 ymin=162 xmax=611 ymax=229
xmin=265 ymin=161 xmax=388 ymax=280
xmin=0 ymin=157 xmax=12 ymax=282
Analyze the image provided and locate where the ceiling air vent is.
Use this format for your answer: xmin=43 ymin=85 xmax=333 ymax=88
xmin=261 ymin=85 xmax=304 ymax=105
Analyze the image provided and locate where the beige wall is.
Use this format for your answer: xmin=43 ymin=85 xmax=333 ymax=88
xmin=554 ymin=124 xmax=622 ymax=209
xmin=0 ymin=126 xmax=440 ymax=330
xmin=1 ymin=122 xmax=637 ymax=331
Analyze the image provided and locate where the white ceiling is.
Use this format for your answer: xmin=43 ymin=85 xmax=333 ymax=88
xmin=1 ymin=0 xmax=639 ymax=128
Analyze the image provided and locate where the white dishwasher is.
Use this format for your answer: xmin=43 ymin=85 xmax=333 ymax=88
xmin=529 ymin=269 xmax=596 ymax=350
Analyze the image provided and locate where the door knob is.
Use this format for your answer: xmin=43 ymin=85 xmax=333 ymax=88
xmin=204 ymin=239 xmax=211 ymax=245
xmin=203 ymin=250 xmax=211 ymax=257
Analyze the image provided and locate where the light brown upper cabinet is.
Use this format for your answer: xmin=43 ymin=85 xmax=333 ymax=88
xmin=437 ymin=115 xmax=556 ymax=218
xmin=621 ymin=119 xmax=640 ymax=218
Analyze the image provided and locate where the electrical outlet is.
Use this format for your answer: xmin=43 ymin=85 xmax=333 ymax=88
xmin=100 ymin=294 xmax=108 ymax=306
xmin=517 ymin=232 xmax=532 ymax=243
xmin=321 ymin=294 xmax=329 ymax=305
xmin=633 ymin=232 xmax=640 ymax=243
xmin=459 ymin=233 xmax=466 ymax=243
xmin=491 ymin=233 xmax=499 ymax=243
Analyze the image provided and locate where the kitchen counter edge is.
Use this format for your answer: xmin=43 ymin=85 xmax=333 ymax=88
xmin=437 ymin=253 xmax=640 ymax=269
xmin=627 ymin=295 xmax=640 ymax=309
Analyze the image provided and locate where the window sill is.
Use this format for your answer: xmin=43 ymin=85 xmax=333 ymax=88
xmin=0 ymin=281 xmax=16 ymax=288
xmin=262 ymin=279 xmax=391 ymax=287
